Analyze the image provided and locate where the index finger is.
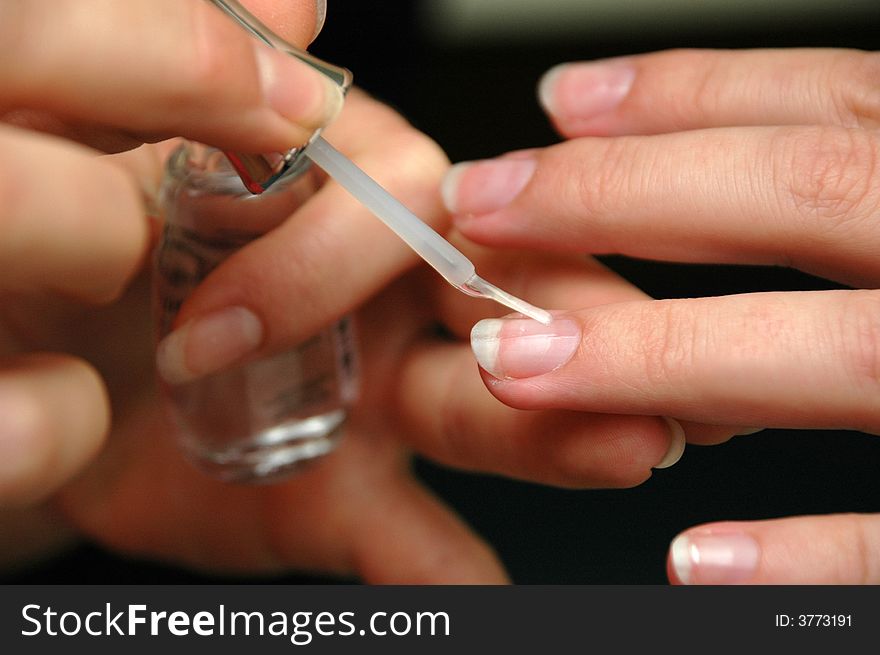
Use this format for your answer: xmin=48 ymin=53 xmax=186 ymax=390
xmin=540 ymin=48 xmax=880 ymax=138
xmin=0 ymin=0 xmax=341 ymax=153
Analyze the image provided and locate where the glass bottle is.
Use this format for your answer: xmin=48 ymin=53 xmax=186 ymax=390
xmin=153 ymin=142 xmax=358 ymax=483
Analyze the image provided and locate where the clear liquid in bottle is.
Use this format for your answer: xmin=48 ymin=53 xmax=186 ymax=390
xmin=153 ymin=143 xmax=358 ymax=483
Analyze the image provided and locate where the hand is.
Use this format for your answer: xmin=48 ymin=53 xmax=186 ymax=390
xmin=441 ymin=48 xmax=880 ymax=583
xmin=1 ymin=0 xmax=682 ymax=583
xmin=0 ymin=0 xmax=336 ymax=503
xmin=1 ymin=0 xmax=505 ymax=582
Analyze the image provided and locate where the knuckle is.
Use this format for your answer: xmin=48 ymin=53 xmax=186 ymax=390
xmin=835 ymin=51 xmax=880 ymax=128
xmin=686 ymin=51 xmax=726 ymax=124
xmin=779 ymin=126 xmax=880 ymax=228
xmin=557 ymin=137 xmax=634 ymax=234
xmin=634 ymin=300 xmax=699 ymax=388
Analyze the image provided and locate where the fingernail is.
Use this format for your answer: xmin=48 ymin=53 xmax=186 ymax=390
xmin=312 ymin=0 xmax=327 ymax=41
xmin=254 ymin=44 xmax=344 ymax=130
xmin=156 ymin=307 xmax=263 ymax=385
xmin=441 ymin=158 xmax=536 ymax=216
xmin=736 ymin=427 xmax=765 ymax=436
xmin=470 ymin=317 xmax=579 ymax=380
xmin=655 ymin=417 xmax=686 ymax=469
xmin=538 ymin=61 xmax=635 ymax=121
xmin=670 ymin=531 xmax=761 ymax=585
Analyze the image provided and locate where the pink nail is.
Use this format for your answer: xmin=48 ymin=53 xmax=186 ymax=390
xmin=156 ymin=306 xmax=263 ymax=385
xmin=442 ymin=158 xmax=536 ymax=216
xmin=470 ymin=317 xmax=579 ymax=380
xmin=670 ymin=531 xmax=761 ymax=584
xmin=538 ymin=61 xmax=635 ymax=121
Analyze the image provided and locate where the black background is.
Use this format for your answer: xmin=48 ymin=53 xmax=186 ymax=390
xmin=8 ymin=0 xmax=880 ymax=584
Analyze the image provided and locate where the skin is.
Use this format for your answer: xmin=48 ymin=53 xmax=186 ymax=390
xmin=0 ymin=0 xmax=687 ymax=582
xmin=446 ymin=47 xmax=880 ymax=583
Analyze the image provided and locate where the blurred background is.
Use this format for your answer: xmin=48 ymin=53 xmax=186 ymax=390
xmin=11 ymin=0 xmax=880 ymax=584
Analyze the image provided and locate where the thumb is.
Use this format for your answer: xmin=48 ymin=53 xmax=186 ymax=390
xmin=667 ymin=514 xmax=880 ymax=584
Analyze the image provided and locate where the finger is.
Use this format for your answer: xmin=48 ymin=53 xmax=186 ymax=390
xmin=155 ymin=93 xmax=451 ymax=385
xmin=0 ymin=354 xmax=109 ymax=507
xmin=0 ymin=0 xmax=340 ymax=153
xmin=538 ymin=48 xmax=880 ymax=138
xmin=358 ymin=278 xmax=686 ymax=488
xmin=668 ymin=514 xmax=880 ymax=584
xmin=396 ymin=340 xmax=685 ymax=488
xmin=468 ymin=289 xmax=880 ymax=433
xmin=431 ymin=237 xmax=753 ymax=446
xmin=443 ymin=126 xmax=880 ymax=286
xmin=0 ymin=125 xmax=148 ymax=302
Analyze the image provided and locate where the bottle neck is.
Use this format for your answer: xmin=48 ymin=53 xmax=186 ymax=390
xmin=160 ymin=141 xmax=320 ymax=236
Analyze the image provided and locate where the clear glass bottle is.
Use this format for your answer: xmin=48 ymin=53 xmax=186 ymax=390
xmin=153 ymin=142 xmax=358 ymax=483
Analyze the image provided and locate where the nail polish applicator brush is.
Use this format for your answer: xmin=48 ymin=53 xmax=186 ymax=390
xmin=209 ymin=0 xmax=552 ymax=325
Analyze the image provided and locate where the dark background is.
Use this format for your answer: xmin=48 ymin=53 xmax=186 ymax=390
xmin=10 ymin=0 xmax=880 ymax=584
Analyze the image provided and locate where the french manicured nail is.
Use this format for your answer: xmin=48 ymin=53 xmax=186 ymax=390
xmin=470 ymin=317 xmax=579 ymax=380
xmin=655 ymin=417 xmax=686 ymax=469
xmin=254 ymin=43 xmax=343 ymax=130
xmin=538 ymin=61 xmax=635 ymax=121
xmin=670 ymin=531 xmax=761 ymax=585
xmin=156 ymin=307 xmax=263 ymax=385
xmin=442 ymin=158 xmax=536 ymax=216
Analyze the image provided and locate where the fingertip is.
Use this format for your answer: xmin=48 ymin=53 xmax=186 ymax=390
xmin=654 ymin=417 xmax=686 ymax=469
xmin=537 ymin=63 xmax=568 ymax=117
xmin=537 ymin=60 xmax=635 ymax=134
xmin=470 ymin=316 xmax=580 ymax=381
xmin=253 ymin=44 xmax=344 ymax=137
xmin=440 ymin=161 xmax=471 ymax=215
xmin=667 ymin=527 xmax=761 ymax=585
xmin=0 ymin=356 xmax=109 ymax=507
